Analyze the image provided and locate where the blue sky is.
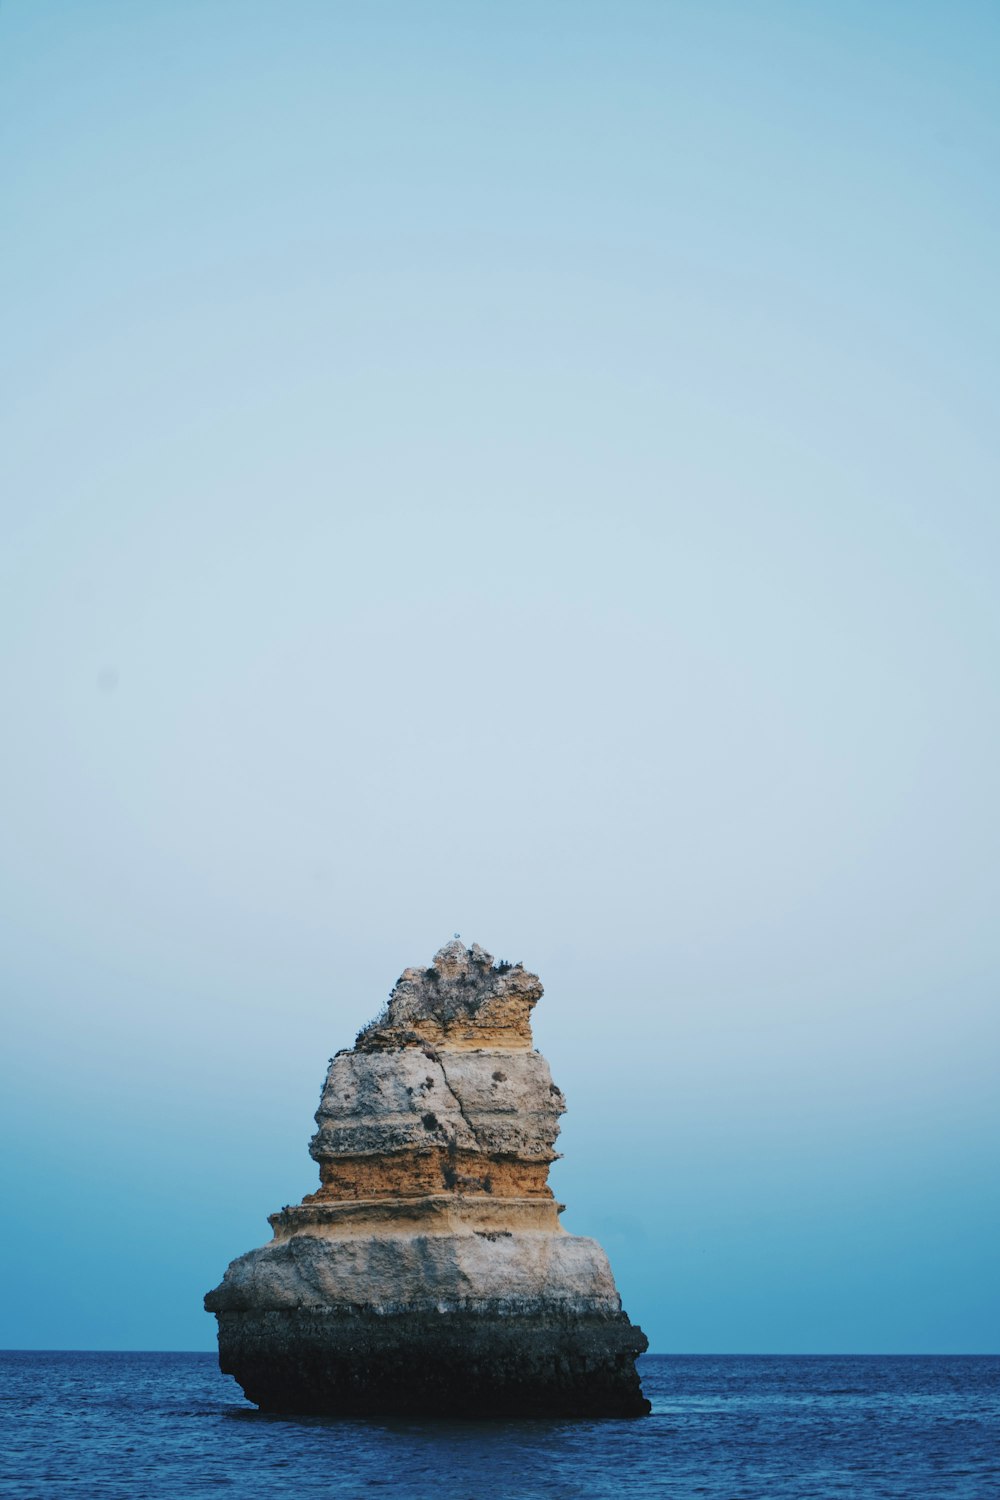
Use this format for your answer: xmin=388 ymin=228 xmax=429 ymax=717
xmin=1 ymin=1 xmax=998 ymax=1352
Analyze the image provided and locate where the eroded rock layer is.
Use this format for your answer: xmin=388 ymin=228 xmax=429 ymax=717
xmin=205 ymin=940 xmax=649 ymax=1416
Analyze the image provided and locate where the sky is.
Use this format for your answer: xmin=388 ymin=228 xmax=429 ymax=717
xmin=1 ymin=0 xmax=998 ymax=1354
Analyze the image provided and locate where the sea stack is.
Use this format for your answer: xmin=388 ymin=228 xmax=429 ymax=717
xmin=205 ymin=940 xmax=649 ymax=1416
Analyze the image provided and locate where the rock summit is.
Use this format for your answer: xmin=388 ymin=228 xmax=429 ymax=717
xmin=205 ymin=940 xmax=649 ymax=1415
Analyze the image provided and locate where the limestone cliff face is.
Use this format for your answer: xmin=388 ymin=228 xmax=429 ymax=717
xmin=205 ymin=941 xmax=648 ymax=1416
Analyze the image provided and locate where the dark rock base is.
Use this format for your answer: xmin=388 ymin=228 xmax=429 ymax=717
xmin=214 ymin=1307 xmax=650 ymax=1417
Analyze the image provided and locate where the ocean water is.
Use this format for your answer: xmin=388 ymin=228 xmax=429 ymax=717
xmin=0 ymin=1352 xmax=997 ymax=1499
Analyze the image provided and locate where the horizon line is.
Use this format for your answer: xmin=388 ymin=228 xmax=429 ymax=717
xmin=2 ymin=1348 xmax=998 ymax=1358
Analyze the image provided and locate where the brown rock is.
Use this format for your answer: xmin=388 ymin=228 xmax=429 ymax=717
xmin=205 ymin=940 xmax=649 ymax=1416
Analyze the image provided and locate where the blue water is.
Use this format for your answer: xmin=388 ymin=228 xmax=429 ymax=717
xmin=1 ymin=1352 xmax=997 ymax=1498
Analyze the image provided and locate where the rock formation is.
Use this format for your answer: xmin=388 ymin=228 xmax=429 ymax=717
xmin=205 ymin=940 xmax=649 ymax=1416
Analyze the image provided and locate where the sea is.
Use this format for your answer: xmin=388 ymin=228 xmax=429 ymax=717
xmin=0 ymin=1352 xmax=997 ymax=1499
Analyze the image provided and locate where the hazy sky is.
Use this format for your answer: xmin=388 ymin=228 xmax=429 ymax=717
xmin=2 ymin=1 xmax=998 ymax=1354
